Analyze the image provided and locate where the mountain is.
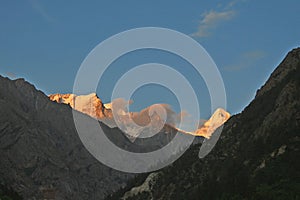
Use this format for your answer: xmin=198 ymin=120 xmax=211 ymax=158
xmin=49 ymin=93 xmax=113 ymax=119
xmin=0 ymin=70 xmax=224 ymax=199
xmin=0 ymin=77 xmax=137 ymax=199
xmin=1 ymin=47 xmax=299 ymax=199
xmin=49 ymin=93 xmax=230 ymax=140
xmin=110 ymin=48 xmax=300 ymax=199
xmin=178 ymin=108 xmax=230 ymax=139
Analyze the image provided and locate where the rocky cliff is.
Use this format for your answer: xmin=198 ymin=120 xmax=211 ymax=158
xmin=0 ymin=74 xmax=206 ymax=199
xmin=49 ymin=93 xmax=113 ymax=119
xmin=49 ymin=93 xmax=230 ymax=141
xmin=0 ymin=77 xmax=135 ymax=199
xmin=1 ymin=47 xmax=299 ymax=199
xmin=111 ymin=48 xmax=300 ymax=200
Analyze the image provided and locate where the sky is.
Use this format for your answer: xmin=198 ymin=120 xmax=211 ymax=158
xmin=0 ymin=0 xmax=299 ymax=118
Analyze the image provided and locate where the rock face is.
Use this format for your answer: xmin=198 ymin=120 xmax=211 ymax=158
xmin=49 ymin=93 xmax=112 ymax=119
xmin=0 ymin=77 xmax=134 ymax=199
xmin=256 ymin=48 xmax=300 ymax=97
xmin=0 ymin=75 xmax=208 ymax=199
xmin=111 ymin=48 xmax=300 ymax=199
xmin=49 ymin=94 xmax=230 ymax=140
xmin=178 ymin=108 xmax=230 ymax=139
xmin=195 ymin=108 xmax=230 ymax=138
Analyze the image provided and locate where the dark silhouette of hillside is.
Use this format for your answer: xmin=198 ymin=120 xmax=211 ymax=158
xmin=113 ymin=48 xmax=300 ymax=200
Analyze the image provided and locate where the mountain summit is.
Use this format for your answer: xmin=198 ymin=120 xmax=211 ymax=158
xmin=1 ymin=47 xmax=299 ymax=199
xmin=49 ymin=93 xmax=113 ymax=119
xmin=49 ymin=93 xmax=230 ymax=140
xmin=0 ymin=73 xmax=228 ymax=199
xmin=0 ymin=77 xmax=136 ymax=199
xmin=110 ymin=48 xmax=300 ymax=199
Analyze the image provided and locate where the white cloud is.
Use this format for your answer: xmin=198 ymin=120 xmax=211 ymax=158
xmin=191 ymin=10 xmax=235 ymax=37
xmin=190 ymin=0 xmax=247 ymax=38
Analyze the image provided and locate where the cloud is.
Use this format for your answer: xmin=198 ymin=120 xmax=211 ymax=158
xmin=191 ymin=10 xmax=235 ymax=37
xmin=29 ymin=0 xmax=54 ymax=22
xmin=190 ymin=0 xmax=246 ymax=38
xmin=224 ymin=50 xmax=266 ymax=71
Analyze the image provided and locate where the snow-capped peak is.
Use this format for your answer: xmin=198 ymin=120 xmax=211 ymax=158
xmin=49 ymin=93 xmax=230 ymax=141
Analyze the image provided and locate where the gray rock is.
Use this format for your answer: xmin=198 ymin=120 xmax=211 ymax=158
xmin=0 ymin=77 xmax=134 ymax=199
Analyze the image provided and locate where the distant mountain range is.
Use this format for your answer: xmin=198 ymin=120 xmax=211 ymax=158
xmin=108 ymin=48 xmax=300 ymax=199
xmin=0 ymin=75 xmax=137 ymax=199
xmin=0 ymin=47 xmax=299 ymax=200
xmin=0 ymin=64 xmax=225 ymax=199
xmin=49 ymin=93 xmax=230 ymax=140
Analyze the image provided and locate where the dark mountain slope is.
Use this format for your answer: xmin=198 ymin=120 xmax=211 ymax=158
xmin=0 ymin=70 xmax=187 ymax=199
xmin=117 ymin=48 xmax=300 ymax=200
xmin=0 ymin=77 xmax=137 ymax=199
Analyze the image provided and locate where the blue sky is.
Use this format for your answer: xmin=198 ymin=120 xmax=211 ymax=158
xmin=0 ymin=0 xmax=299 ymax=118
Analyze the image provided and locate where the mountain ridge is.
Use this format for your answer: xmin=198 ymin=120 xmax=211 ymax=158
xmin=0 ymin=48 xmax=299 ymax=199
xmin=0 ymin=76 xmax=136 ymax=199
xmin=48 ymin=93 xmax=230 ymax=140
xmin=0 ymin=72 xmax=222 ymax=199
xmin=110 ymin=47 xmax=300 ymax=200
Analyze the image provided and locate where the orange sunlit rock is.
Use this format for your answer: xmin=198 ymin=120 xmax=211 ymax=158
xmin=49 ymin=93 xmax=230 ymax=139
